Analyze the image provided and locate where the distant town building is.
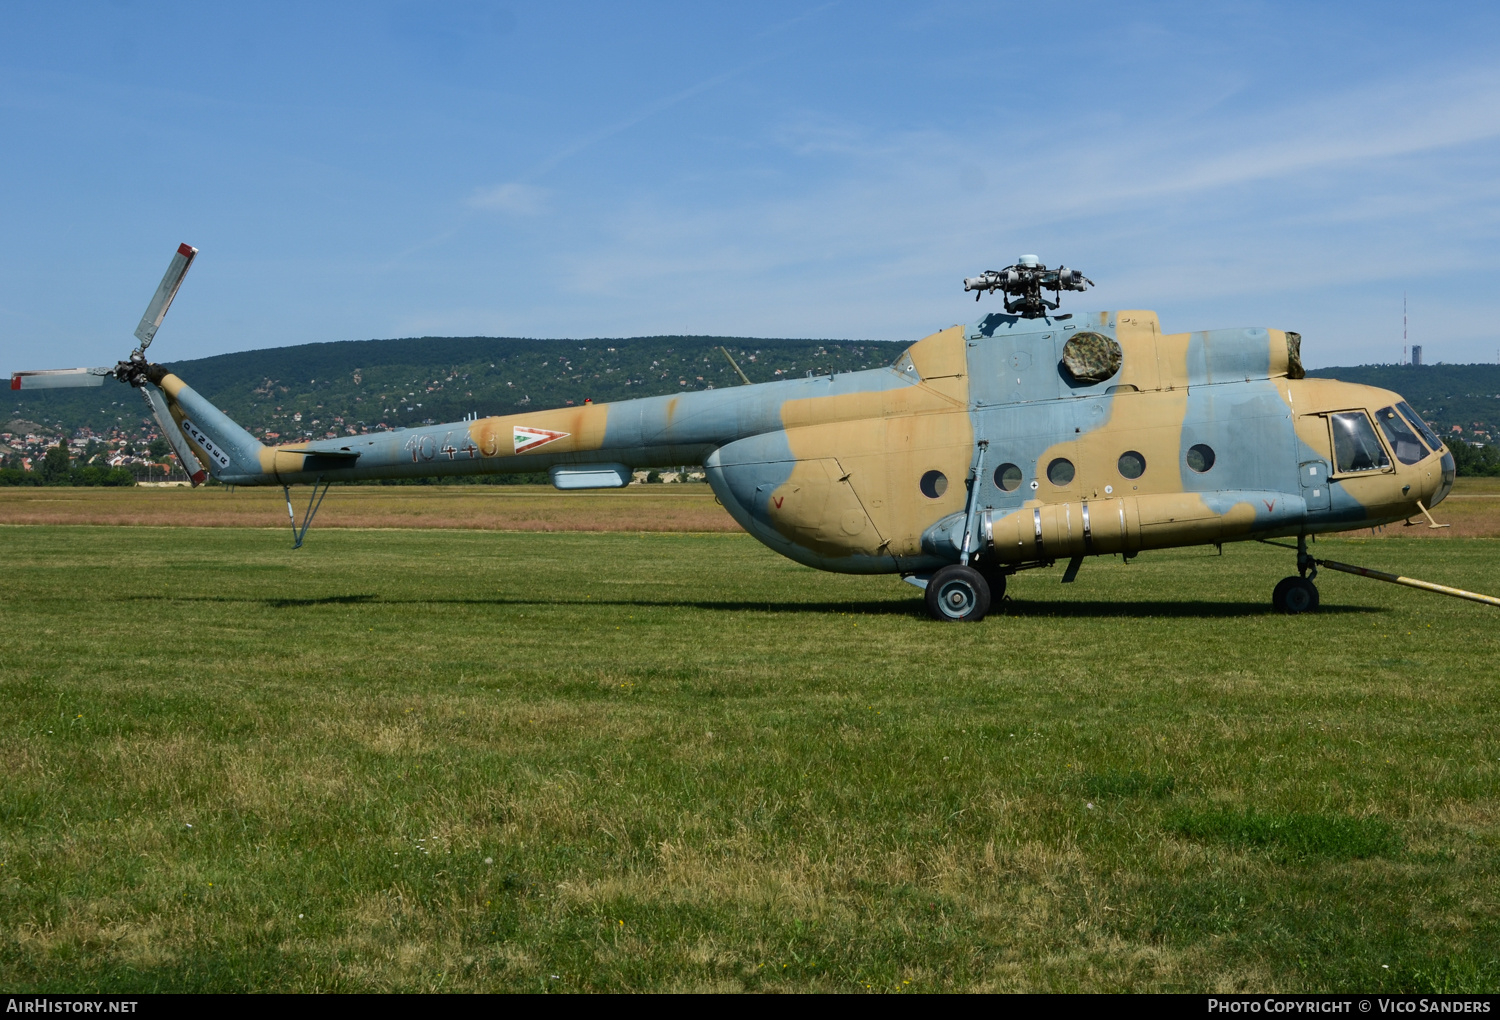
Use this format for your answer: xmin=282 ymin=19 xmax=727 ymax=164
xmin=1411 ymin=345 xmax=1423 ymax=366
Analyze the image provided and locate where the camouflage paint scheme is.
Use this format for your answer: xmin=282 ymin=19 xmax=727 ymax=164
xmin=151 ymin=307 xmax=1455 ymax=579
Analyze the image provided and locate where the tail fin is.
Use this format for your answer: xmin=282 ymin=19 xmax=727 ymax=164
xmin=140 ymin=383 xmax=209 ymax=485
xmin=145 ymin=365 xmax=267 ymax=483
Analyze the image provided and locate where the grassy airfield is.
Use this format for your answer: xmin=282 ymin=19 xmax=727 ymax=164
xmin=1 ymin=485 xmax=1498 ymax=992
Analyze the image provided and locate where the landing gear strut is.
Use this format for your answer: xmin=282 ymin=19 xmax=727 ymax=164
xmin=925 ymin=564 xmax=992 ymax=622
xmin=976 ymin=564 xmax=1008 ymax=602
xmin=1272 ymin=534 xmax=1320 ymax=614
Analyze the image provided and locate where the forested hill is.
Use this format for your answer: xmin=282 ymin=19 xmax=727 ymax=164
xmin=1305 ymin=364 xmax=1500 ymax=443
xmin=4 ymin=335 xmax=903 ymax=441
xmin=6 ymin=331 xmax=1498 ymax=446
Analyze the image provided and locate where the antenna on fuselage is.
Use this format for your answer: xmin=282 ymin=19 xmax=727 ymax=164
xmin=719 ymin=346 xmax=753 ymax=385
xmin=963 ymin=255 xmax=1093 ymax=317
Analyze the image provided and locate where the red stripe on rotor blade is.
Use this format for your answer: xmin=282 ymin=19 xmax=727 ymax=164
xmin=190 ymin=470 xmax=208 ymax=486
xmin=177 ymin=243 xmax=195 ymax=256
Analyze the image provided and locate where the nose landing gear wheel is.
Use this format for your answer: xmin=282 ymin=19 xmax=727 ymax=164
xmin=1272 ymin=576 xmax=1320 ymax=614
xmin=925 ymin=564 xmax=992 ymax=622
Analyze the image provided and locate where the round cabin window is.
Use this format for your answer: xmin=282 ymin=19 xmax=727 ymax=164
xmin=1117 ymin=451 xmax=1146 ymax=479
xmin=994 ymin=463 xmax=1023 ymax=491
xmin=920 ymin=469 xmax=948 ymax=498
xmin=1186 ymin=444 xmax=1216 ymax=473
xmin=1046 ymin=458 xmax=1075 ymax=486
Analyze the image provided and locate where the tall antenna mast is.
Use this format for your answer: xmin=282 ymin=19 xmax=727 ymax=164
xmin=1403 ymin=292 xmax=1408 ymax=365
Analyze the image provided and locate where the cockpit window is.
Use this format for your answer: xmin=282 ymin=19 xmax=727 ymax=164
xmin=1375 ymin=406 xmax=1427 ymax=465
xmin=1330 ymin=411 xmax=1391 ymax=473
xmin=1396 ymin=401 xmax=1444 ymax=452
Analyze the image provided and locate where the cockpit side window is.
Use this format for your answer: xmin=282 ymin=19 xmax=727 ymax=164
xmin=1396 ymin=401 xmax=1444 ymax=452
xmin=1375 ymin=406 xmax=1427 ymax=465
xmin=1330 ymin=411 xmax=1391 ymax=473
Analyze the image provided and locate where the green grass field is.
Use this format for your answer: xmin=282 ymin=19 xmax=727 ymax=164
xmin=2 ymin=520 xmax=1498 ymax=992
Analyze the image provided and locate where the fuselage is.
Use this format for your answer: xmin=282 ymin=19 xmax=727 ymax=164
xmin=156 ymin=308 xmax=1454 ymax=576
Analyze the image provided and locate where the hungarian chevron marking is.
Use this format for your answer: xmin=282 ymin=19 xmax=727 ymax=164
xmin=513 ymin=426 xmax=569 ymax=453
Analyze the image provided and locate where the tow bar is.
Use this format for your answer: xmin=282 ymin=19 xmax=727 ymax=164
xmin=1315 ymin=558 xmax=1500 ymax=608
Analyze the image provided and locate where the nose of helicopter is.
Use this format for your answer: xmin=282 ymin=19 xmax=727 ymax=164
xmin=1429 ymin=449 xmax=1457 ymax=508
xmin=1406 ymin=445 xmax=1456 ymax=513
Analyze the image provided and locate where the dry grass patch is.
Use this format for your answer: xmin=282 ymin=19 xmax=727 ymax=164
xmin=0 ymin=484 xmax=738 ymax=532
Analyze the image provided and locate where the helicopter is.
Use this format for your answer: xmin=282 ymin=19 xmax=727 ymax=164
xmin=14 ymin=247 xmax=1491 ymax=622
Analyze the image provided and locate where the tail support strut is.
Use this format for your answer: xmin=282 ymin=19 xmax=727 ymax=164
xmin=285 ymin=478 xmax=330 ymax=550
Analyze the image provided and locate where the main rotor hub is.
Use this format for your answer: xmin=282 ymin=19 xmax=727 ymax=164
xmin=963 ymin=257 xmax=1094 ymax=317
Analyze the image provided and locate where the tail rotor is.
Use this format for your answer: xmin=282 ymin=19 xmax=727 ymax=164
xmin=9 ymin=243 xmax=208 ymax=484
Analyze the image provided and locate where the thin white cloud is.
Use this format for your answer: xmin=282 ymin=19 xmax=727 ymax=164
xmin=464 ymin=6 xmax=841 ymax=218
xmin=447 ymin=58 xmax=1500 ymax=361
xmin=176 ymin=40 xmax=1500 ymax=365
xmin=463 ymin=63 xmax=765 ymax=219
xmin=469 ymin=182 xmax=550 ymax=215
xmin=1087 ymin=76 xmax=1500 ymax=209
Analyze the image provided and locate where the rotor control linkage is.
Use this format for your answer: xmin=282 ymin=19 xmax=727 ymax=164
xmin=963 ymin=255 xmax=1093 ymax=317
xmin=1314 ymin=558 xmax=1500 ymax=608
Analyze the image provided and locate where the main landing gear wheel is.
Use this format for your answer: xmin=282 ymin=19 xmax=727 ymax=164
xmin=926 ymin=565 xmax=992 ymax=622
xmin=1272 ymin=576 xmax=1320 ymax=614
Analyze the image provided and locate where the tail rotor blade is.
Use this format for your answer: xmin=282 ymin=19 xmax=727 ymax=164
xmin=140 ymin=383 xmax=208 ymax=486
xmin=133 ymin=243 xmax=198 ymax=351
xmin=10 ymin=367 xmax=113 ymax=390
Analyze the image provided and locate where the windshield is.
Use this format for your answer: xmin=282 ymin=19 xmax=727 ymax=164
xmin=1331 ymin=411 xmax=1390 ymax=473
xmin=1375 ymin=406 xmax=1427 ymax=465
xmin=1396 ymin=401 xmax=1444 ymax=452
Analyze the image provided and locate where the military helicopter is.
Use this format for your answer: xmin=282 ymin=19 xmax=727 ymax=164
xmin=15 ymin=246 xmax=1494 ymax=622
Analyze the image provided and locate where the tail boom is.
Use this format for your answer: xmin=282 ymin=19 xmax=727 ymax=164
xmin=152 ymin=363 xmax=913 ymax=487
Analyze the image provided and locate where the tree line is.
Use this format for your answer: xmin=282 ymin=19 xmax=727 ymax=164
xmin=1448 ymin=438 xmax=1500 ymax=477
xmin=0 ymin=438 xmax=141 ymax=487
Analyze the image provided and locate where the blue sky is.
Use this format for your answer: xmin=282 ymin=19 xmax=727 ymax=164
xmin=4 ymin=1 xmax=1500 ymax=372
